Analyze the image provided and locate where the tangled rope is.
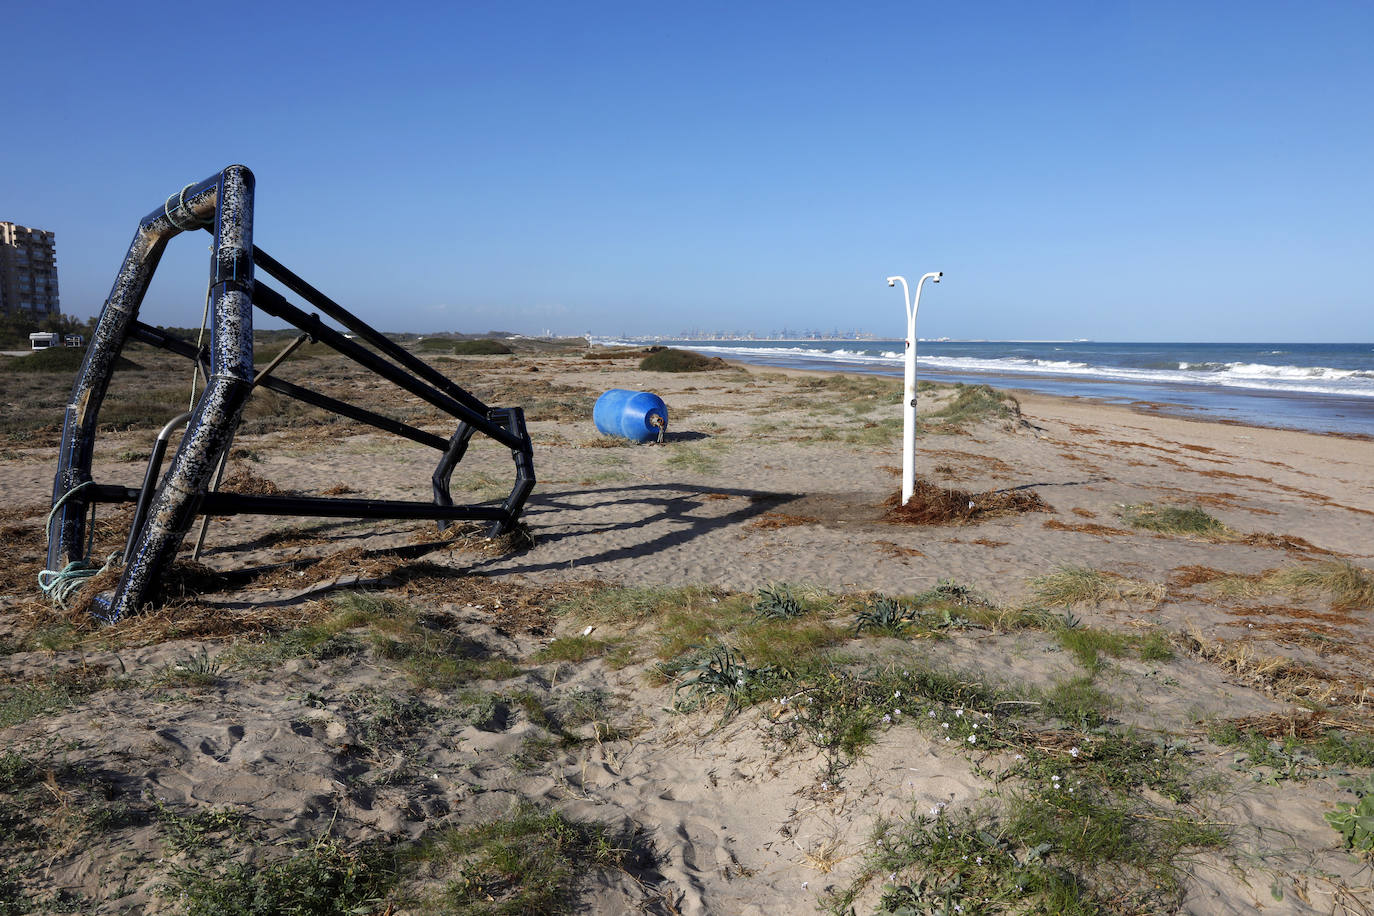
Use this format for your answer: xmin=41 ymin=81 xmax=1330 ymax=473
xmin=37 ymin=554 xmax=121 ymax=610
xmin=38 ymin=481 xmax=121 ymax=609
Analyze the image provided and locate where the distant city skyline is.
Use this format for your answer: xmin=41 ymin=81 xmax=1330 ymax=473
xmin=3 ymin=1 xmax=1371 ymax=342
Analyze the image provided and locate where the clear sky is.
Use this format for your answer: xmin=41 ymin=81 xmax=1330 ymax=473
xmin=4 ymin=0 xmax=1371 ymax=340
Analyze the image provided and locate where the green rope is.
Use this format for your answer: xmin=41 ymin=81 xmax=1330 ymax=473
xmin=39 ymin=481 xmax=121 ymax=609
xmin=37 ymin=555 xmax=119 ymax=609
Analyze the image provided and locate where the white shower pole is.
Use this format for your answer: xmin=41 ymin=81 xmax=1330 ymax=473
xmin=887 ymin=271 xmax=942 ymax=505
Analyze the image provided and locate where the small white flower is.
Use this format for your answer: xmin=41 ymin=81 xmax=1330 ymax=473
xmin=1014 ymin=753 xmax=1024 ymax=760
xmin=976 ymin=856 xmax=983 ymax=865
xmin=894 ymin=690 xmax=902 ymax=698
xmin=888 ymin=872 xmax=896 ymax=882
xmin=893 ymin=708 xmax=902 ymax=716
xmin=955 ymin=709 xmax=964 ymax=717
xmin=942 ymin=722 xmax=950 ymax=729
xmin=972 ymin=723 xmax=979 ymax=730
xmin=928 ymin=710 xmax=936 ymax=718
xmin=945 ymin=736 xmax=951 ymax=742
xmin=821 ymin=781 xmax=829 ymax=790
xmin=802 ymin=881 xmax=809 ymax=889
xmin=968 ymin=734 xmax=976 ymax=743
xmin=883 ymin=714 xmax=892 ymax=724
xmin=1070 ymin=746 xmax=1080 ymax=758
xmin=1051 ymin=774 xmax=1060 ymax=782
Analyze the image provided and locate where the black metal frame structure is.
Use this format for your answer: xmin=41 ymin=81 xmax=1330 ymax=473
xmin=47 ymin=165 xmax=534 ymax=621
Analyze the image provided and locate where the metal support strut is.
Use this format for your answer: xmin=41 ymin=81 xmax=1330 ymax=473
xmin=46 ymin=166 xmax=536 ymax=621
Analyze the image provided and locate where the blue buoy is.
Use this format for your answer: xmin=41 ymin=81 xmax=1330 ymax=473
xmin=593 ymin=389 xmax=668 ymax=443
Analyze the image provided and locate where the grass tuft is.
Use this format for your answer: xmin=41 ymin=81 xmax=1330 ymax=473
xmin=1043 ymin=675 xmax=1116 ymax=728
xmin=1215 ymin=561 xmax=1374 ymax=610
xmin=414 ymin=801 xmax=636 ymax=914
xmin=1056 ymin=626 xmax=1134 ymax=675
xmin=534 ymin=635 xmax=612 ymax=663
xmin=1119 ymin=503 xmax=1231 ymax=538
xmin=166 ymin=835 xmax=396 ymax=916
xmin=664 ymin=442 xmax=724 ymax=474
xmin=1029 ymin=566 xmax=1164 ymax=608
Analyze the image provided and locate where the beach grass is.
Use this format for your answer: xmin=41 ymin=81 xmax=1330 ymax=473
xmin=921 ymin=383 xmax=1020 ymax=430
xmin=552 ymin=584 xmax=726 ymax=625
xmin=1119 ymin=503 xmax=1232 ymax=538
xmin=664 ymin=440 xmax=728 ymax=474
xmin=823 ymin=692 xmax=1226 ymax=914
xmin=1043 ymin=675 xmax=1117 ymax=728
xmin=1028 ymin=566 xmax=1165 ymax=608
xmin=826 ymin=694 xmax=1223 ymax=915
xmin=0 ymin=683 xmax=80 ymax=729
xmin=1056 ymin=625 xmax=1136 ymax=675
xmin=0 ymin=663 xmax=112 ymax=728
xmin=167 ymin=835 xmax=396 ymax=916
xmin=1 ymin=346 xmax=89 ymax=374
xmin=227 ymin=592 xmax=519 ymax=688
xmin=1213 ymin=561 xmax=1374 ymax=610
xmin=1137 ymin=630 xmax=1175 ymax=661
xmin=534 ymin=634 xmax=616 ymax=663
xmin=408 ymin=802 xmax=634 ymax=914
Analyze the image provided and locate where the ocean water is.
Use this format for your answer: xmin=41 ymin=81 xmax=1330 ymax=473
xmin=606 ymin=340 xmax=1374 ymax=437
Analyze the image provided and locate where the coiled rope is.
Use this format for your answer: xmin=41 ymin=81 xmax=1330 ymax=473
xmin=38 ymin=481 xmax=121 ymax=609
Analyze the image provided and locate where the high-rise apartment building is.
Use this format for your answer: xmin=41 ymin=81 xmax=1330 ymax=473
xmin=0 ymin=222 xmax=60 ymax=317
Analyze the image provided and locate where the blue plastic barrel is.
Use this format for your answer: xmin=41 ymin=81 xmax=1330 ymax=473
xmin=593 ymin=389 xmax=668 ymax=443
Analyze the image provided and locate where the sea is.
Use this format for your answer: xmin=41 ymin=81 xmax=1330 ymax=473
xmin=598 ymin=339 xmax=1374 ymax=437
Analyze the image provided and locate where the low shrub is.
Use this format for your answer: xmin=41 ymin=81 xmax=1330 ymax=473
xmin=639 ymin=348 xmax=726 ymax=372
xmin=451 ymin=338 xmax=513 ymax=355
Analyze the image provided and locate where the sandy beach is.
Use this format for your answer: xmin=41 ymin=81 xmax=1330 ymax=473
xmin=2 ymin=343 xmax=1373 ymax=914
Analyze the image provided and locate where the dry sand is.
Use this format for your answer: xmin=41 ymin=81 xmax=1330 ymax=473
xmin=2 ymin=348 xmax=1373 ymax=914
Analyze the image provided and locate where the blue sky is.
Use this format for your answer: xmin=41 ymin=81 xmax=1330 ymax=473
xmin=4 ymin=1 xmax=1371 ymax=340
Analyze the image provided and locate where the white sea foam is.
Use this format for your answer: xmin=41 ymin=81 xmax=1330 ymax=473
xmin=660 ymin=343 xmax=1374 ymax=399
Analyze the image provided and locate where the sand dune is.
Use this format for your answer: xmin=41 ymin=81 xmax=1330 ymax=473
xmin=2 ymin=350 xmax=1372 ymax=914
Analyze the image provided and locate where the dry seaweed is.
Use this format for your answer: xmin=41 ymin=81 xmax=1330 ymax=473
xmin=882 ymin=480 xmax=1051 ymax=526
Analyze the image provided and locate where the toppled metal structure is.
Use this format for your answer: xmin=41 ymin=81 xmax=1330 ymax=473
xmin=47 ymin=165 xmax=534 ymax=621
